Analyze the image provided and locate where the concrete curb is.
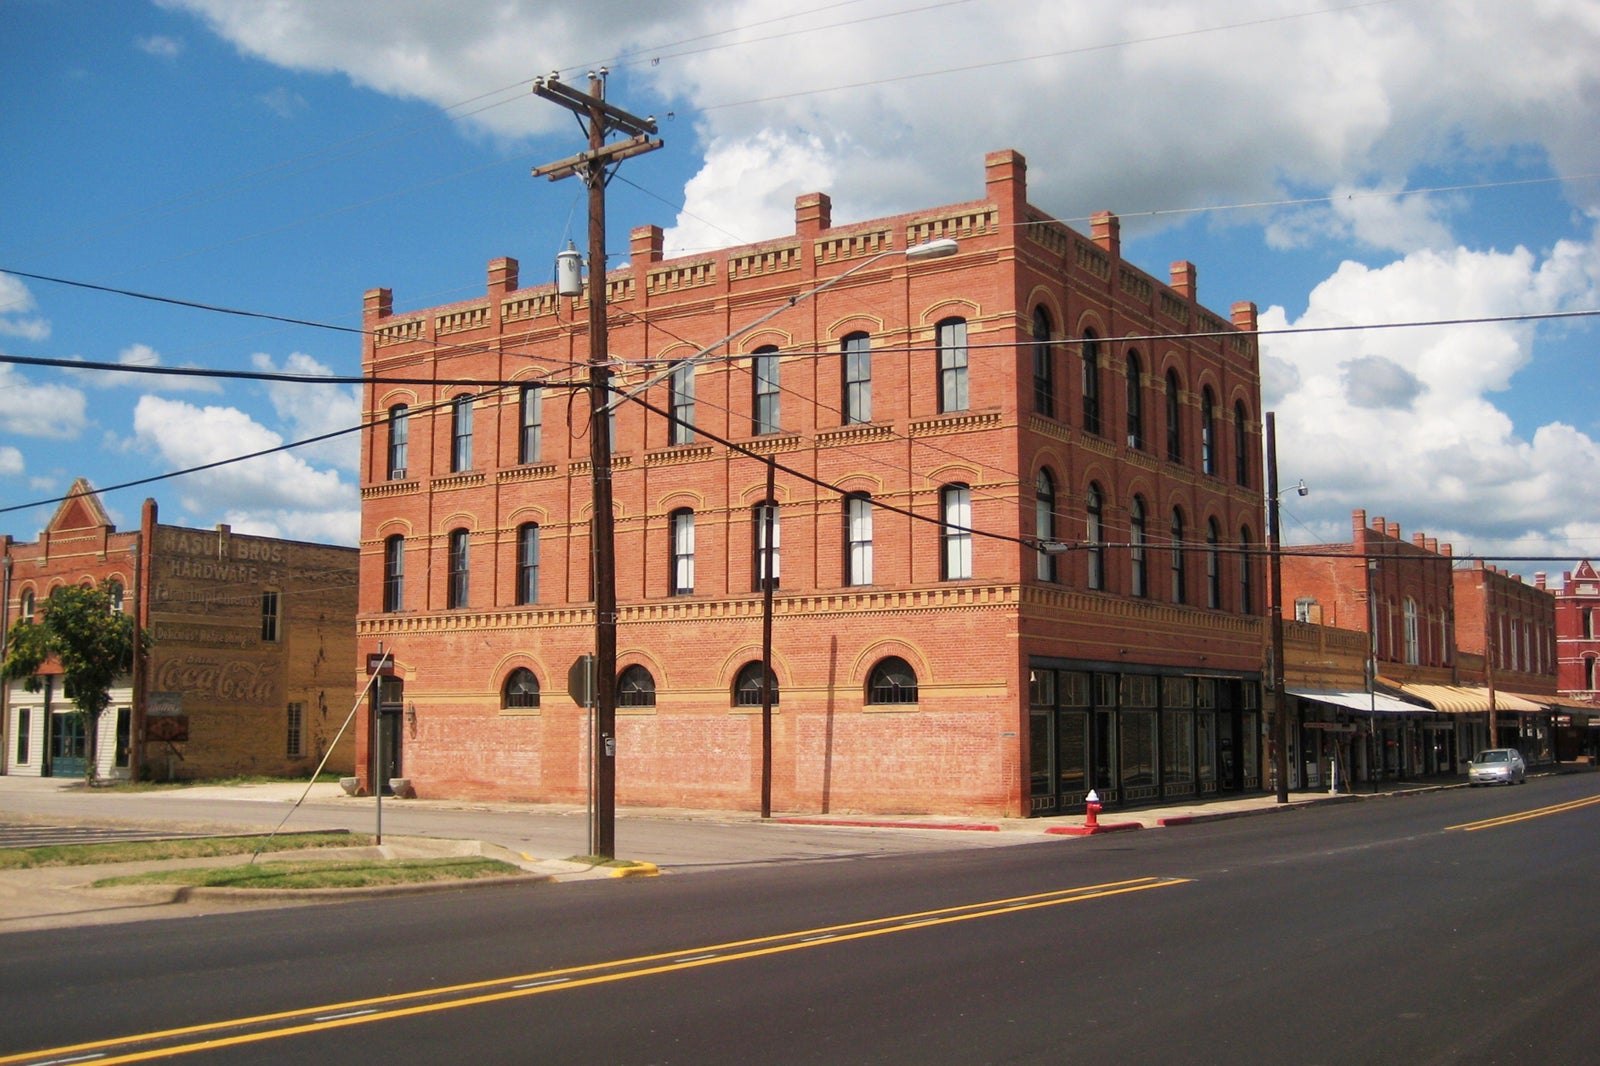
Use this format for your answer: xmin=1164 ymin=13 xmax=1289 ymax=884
xmin=771 ymin=818 xmax=1001 ymax=832
xmin=92 ymin=872 xmax=554 ymax=905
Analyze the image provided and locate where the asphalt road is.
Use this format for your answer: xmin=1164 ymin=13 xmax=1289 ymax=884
xmin=1 ymin=774 xmax=1595 ymax=1065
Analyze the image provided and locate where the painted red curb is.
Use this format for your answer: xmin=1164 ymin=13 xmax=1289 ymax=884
xmin=771 ymin=818 xmax=1000 ymax=832
xmin=1043 ymin=822 xmax=1143 ymax=836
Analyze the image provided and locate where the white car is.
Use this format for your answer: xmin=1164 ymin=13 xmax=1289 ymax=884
xmin=1467 ymin=748 xmax=1527 ymax=786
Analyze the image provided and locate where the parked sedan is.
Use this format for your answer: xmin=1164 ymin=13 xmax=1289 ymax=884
xmin=1468 ymin=748 xmax=1527 ymax=786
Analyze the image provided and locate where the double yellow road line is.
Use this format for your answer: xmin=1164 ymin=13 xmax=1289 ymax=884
xmin=1446 ymin=793 xmax=1600 ymax=832
xmin=2 ymin=875 xmax=1189 ymax=1065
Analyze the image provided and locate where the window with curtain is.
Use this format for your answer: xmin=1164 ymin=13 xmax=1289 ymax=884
xmin=670 ymin=509 xmax=695 ymax=595
xmin=941 ymin=484 xmax=973 ymax=580
xmin=753 ymin=500 xmax=780 ymax=591
xmin=937 ymin=317 xmax=968 ymax=413
xmin=845 ymin=493 xmax=873 ymax=586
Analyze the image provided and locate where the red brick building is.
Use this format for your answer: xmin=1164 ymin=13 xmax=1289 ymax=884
xmin=2 ymin=479 xmax=357 ymax=780
xmin=355 ymin=149 xmax=1267 ymax=818
xmin=1537 ymin=561 xmax=1600 ymax=758
xmin=1278 ymin=510 xmax=1559 ymax=780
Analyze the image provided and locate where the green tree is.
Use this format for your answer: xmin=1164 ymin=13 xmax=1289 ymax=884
xmin=1 ymin=580 xmax=145 ymax=782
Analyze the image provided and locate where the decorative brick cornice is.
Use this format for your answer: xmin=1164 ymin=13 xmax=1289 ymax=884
xmin=497 ymin=464 xmax=560 ymax=484
xmin=909 ymin=411 xmax=1002 ymax=437
xmin=429 ymin=472 xmax=486 ymax=492
xmin=361 ymin=479 xmax=420 ymax=500
xmin=646 ymin=444 xmax=716 ymax=466
xmin=817 ymin=424 xmax=895 ymax=447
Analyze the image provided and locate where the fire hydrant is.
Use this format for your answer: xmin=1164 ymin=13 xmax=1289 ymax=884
xmin=1084 ymin=789 xmax=1102 ymax=829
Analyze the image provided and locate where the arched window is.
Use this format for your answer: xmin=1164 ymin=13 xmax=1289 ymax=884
xmin=937 ymin=317 xmax=968 ymax=413
xmin=1200 ymin=387 xmax=1216 ymax=476
xmin=753 ymin=345 xmax=781 ymax=435
xmin=867 ymin=656 xmax=919 ymax=705
xmin=845 ymin=493 xmax=873 ymax=586
xmin=734 ymin=661 xmax=779 ymax=707
xmin=1239 ymin=527 xmax=1254 ymax=614
xmin=383 ymin=535 xmax=405 ymax=613
xmin=519 ymin=385 xmax=542 ymax=464
xmin=516 ymin=523 xmax=540 ymax=606
xmin=450 ymin=394 xmax=474 ymax=472
xmin=753 ymin=500 xmax=780 ymax=592
xmin=1587 ymin=656 xmax=1597 ymax=692
xmin=941 ymin=484 xmax=973 ymax=580
xmin=1234 ymin=401 xmax=1251 ymax=487
xmin=1086 ymin=483 xmax=1105 ymax=591
xmin=1125 ymin=351 xmax=1144 ymax=450
xmin=842 ymin=332 xmax=872 ymax=425
xmin=1032 ymin=308 xmax=1054 ymax=417
xmin=1130 ymin=495 xmax=1148 ymax=598
xmin=1205 ymin=519 xmax=1221 ymax=609
xmin=1035 ymin=469 xmax=1058 ymax=582
xmin=1165 ymin=370 xmax=1183 ymax=462
xmin=1082 ymin=330 xmax=1102 ymax=436
xmin=1584 ymin=606 xmax=1594 ymax=640
xmin=107 ymin=580 xmax=125 ymax=614
xmin=387 ymin=404 xmax=409 ymax=479
xmin=618 ymin=665 xmax=656 ymax=708
xmin=669 ymin=360 xmax=696 ymax=445
xmin=447 ymin=528 xmax=470 ymax=609
xmin=19 ymin=588 xmax=35 ymax=621
xmin=503 ymin=668 xmax=540 ymax=709
xmin=669 ymin=508 xmax=695 ymax=596
xmin=1170 ymin=510 xmax=1186 ymax=604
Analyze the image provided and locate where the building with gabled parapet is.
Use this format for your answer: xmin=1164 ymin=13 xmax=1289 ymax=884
xmin=1536 ymin=561 xmax=1600 ymax=760
xmin=1 ymin=479 xmax=358 ymax=780
xmin=355 ymin=149 xmax=1267 ymax=818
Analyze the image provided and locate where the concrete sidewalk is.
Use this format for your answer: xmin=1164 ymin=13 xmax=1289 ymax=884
xmin=0 ymin=769 xmax=1525 ymax=934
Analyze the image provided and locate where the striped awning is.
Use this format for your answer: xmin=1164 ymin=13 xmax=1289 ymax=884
xmin=1387 ymin=684 xmax=1544 ymax=714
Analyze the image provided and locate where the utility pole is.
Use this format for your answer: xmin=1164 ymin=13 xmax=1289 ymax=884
xmin=532 ymin=70 xmax=661 ymax=860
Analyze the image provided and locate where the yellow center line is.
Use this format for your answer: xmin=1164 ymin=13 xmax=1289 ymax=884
xmin=1445 ymin=793 xmax=1600 ymax=832
xmin=2 ymin=876 xmax=1189 ymax=1066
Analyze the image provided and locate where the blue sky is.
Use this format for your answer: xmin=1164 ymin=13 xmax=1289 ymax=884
xmin=2 ymin=0 xmax=1599 ymax=574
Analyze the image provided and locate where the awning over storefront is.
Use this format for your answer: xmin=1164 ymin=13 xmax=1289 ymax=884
xmin=1286 ymin=688 xmax=1428 ymax=715
xmin=1387 ymin=684 xmax=1544 ymax=714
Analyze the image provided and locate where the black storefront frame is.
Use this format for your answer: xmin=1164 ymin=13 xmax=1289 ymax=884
xmin=1028 ymin=658 xmax=1263 ymax=816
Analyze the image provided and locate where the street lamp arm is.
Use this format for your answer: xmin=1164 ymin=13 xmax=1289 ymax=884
xmin=605 ymin=238 xmax=957 ymax=412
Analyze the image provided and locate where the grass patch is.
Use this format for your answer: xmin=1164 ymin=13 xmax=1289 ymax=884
xmin=0 ymin=833 xmax=371 ymax=870
xmin=94 ymin=857 xmax=525 ymax=890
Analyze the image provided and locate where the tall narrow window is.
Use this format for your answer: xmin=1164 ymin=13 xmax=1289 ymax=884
xmin=670 ymin=509 xmax=695 ymax=595
xmin=937 ymin=318 xmax=969 ymax=413
xmin=1082 ymin=330 xmax=1102 ymax=436
xmin=1239 ymin=528 xmax=1254 ymax=614
xmin=260 ymin=590 xmax=281 ymax=642
xmin=1032 ymin=308 xmax=1054 ymax=417
xmin=941 ymin=484 xmax=973 ymax=580
xmin=1201 ymin=387 xmax=1216 ymax=475
xmin=516 ymin=523 xmax=540 ymax=606
xmin=383 ymin=535 xmax=405 ymax=612
xmin=1588 ymin=657 xmax=1597 ymax=691
xmin=447 ymin=528 xmax=470 ymax=609
xmin=286 ymin=702 xmax=303 ymax=758
xmin=669 ymin=361 xmax=696 ymax=445
xmin=450 ymin=394 xmax=474 ymax=472
xmin=1086 ymin=483 xmax=1105 ymax=591
xmin=843 ymin=332 xmax=872 ymax=424
xmin=1126 ymin=351 xmax=1144 ymax=449
xmin=1585 ymin=607 xmax=1595 ymax=640
xmin=1130 ymin=496 xmax=1147 ymax=598
xmin=845 ymin=493 xmax=873 ymax=586
xmin=753 ymin=345 xmax=780 ymax=435
xmin=1234 ymin=401 xmax=1251 ymax=486
xmin=1166 ymin=370 xmax=1183 ymax=462
xmin=16 ymin=706 xmax=29 ymax=765
xmin=1170 ymin=510 xmax=1186 ymax=604
xmin=519 ymin=385 xmax=542 ymax=464
xmin=1035 ymin=469 xmax=1058 ymax=582
xmin=1404 ymin=597 xmax=1420 ymax=664
xmin=753 ymin=500 xmax=780 ymax=591
xmin=387 ymin=404 xmax=409 ymax=479
xmin=1205 ymin=519 xmax=1221 ymax=609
